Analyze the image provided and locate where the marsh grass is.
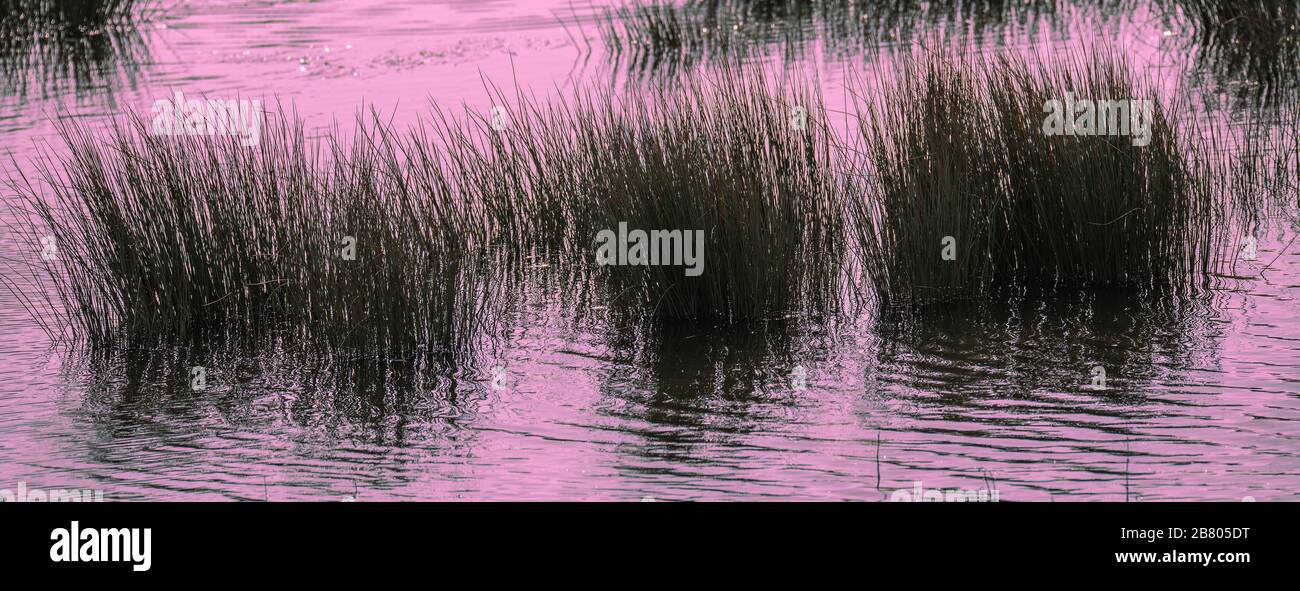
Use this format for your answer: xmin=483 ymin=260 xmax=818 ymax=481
xmin=465 ymin=67 xmax=851 ymax=321
xmin=4 ymin=108 xmax=494 ymax=361
xmin=599 ymin=75 xmax=848 ymax=321
xmin=850 ymin=48 xmax=1214 ymax=305
xmin=4 ymin=65 xmax=850 ymax=356
xmin=1192 ymin=112 xmax=1292 ymax=271
xmin=4 ymin=44 xmax=1293 ymax=352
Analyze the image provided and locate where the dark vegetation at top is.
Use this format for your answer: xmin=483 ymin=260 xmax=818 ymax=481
xmin=0 ymin=0 xmax=163 ymax=98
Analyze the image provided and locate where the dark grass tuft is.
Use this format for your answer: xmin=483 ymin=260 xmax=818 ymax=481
xmin=849 ymin=48 xmax=1217 ymax=305
xmin=3 ymin=67 xmax=851 ymax=354
xmin=3 ymin=50 xmax=1295 ymax=350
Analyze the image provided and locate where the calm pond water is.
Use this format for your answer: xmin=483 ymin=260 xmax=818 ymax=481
xmin=0 ymin=0 xmax=1297 ymax=501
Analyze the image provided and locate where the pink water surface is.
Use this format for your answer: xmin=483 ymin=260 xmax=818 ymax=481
xmin=0 ymin=0 xmax=1297 ymax=501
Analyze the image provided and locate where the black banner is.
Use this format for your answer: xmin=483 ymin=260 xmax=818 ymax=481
xmin=1 ymin=502 xmax=1288 ymax=580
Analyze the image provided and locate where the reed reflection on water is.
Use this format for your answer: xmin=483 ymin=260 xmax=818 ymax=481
xmin=0 ymin=0 xmax=157 ymax=98
xmin=18 ymin=271 xmax=1288 ymax=501
xmin=0 ymin=0 xmax=1297 ymax=501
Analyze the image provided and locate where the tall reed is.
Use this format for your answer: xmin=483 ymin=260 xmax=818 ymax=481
xmin=5 ymin=48 xmax=1288 ymax=349
xmin=849 ymin=48 xmax=1214 ymax=305
xmin=462 ymin=67 xmax=851 ymax=321
xmin=4 ymin=108 xmax=491 ymax=359
xmin=3 ymin=66 xmax=850 ymax=355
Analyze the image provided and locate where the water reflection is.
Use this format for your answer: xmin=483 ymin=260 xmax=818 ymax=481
xmin=19 ymin=250 xmax=1298 ymax=501
xmin=865 ymin=286 xmax=1235 ymax=500
xmin=1165 ymin=0 xmax=1300 ymax=105
xmin=873 ymin=286 xmax=1222 ymax=400
xmin=597 ymin=0 xmax=1126 ymax=79
xmin=59 ymin=334 xmax=499 ymax=500
xmin=603 ymin=318 xmax=800 ymax=400
xmin=1 ymin=0 xmax=1298 ymax=501
xmin=0 ymin=0 xmax=158 ymax=99
xmin=596 ymin=0 xmax=1300 ymax=110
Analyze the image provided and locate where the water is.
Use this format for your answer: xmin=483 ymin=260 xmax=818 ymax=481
xmin=1 ymin=0 xmax=1297 ymax=501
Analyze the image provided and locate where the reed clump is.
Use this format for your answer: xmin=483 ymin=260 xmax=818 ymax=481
xmin=4 ymin=67 xmax=850 ymax=353
xmin=464 ymin=69 xmax=851 ymax=321
xmin=850 ymin=48 xmax=1214 ymax=305
xmin=7 ymin=48 xmax=1289 ymax=346
xmin=4 ymin=109 xmax=491 ymax=359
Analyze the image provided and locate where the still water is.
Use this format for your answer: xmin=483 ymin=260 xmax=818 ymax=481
xmin=0 ymin=0 xmax=1297 ymax=501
